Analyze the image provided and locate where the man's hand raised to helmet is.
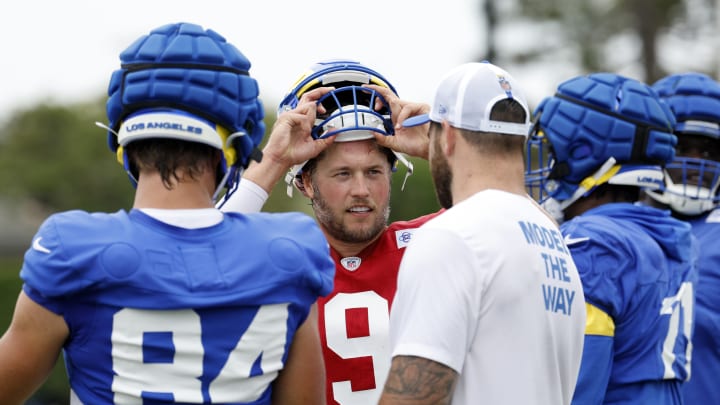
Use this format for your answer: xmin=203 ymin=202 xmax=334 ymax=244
xmin=365 ymin=84 xmax=431 ymax=160
xmin=243 ymin=86 xmax=337 ymax=193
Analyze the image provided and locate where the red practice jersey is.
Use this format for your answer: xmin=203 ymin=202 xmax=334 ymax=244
xmin=317 ymin=211 xmax=442 ymax=405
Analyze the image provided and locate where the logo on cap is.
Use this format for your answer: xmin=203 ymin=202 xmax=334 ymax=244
xmin=499 ymin=77 xmax=512 ymax=92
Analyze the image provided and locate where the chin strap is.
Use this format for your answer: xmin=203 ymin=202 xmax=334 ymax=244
xmin=285 ymin=162 xmax=307 ymax=198
xmin=394 ymin=151 xmax=414 ymax=191
xmin=645 ymin=174 xmax=720 ymax=216
xmin=557 ymin=157 xmax=618 ymax=212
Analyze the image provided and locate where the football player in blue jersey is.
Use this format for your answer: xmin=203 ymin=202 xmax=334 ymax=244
xmin=525 ymin=72 xmax=697 ymax=404
xmin=642 ymin=72 xmax=720 ymax=405
xmin=0 ymin=22 xmax=334 ymax=405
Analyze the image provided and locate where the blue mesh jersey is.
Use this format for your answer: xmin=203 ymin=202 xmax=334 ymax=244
xmin=561 ymin=203 xmax=696 ymax=405
xmin=20 ymin=209 xmax=334 ymax=404
xmin=682 ymin=208 xmax=720 ymax=404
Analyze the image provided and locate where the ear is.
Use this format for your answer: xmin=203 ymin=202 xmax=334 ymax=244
xmin=299 ymin=172 xmax=314 ymax=199
xmin=442 ymin=120 xmax=456 ymax=156
xmin=213 ymin=150 xmax=224 ymax=167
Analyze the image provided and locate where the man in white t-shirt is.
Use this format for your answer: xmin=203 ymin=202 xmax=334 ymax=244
xmin=372 ymin=62 xmax=587 ymax=405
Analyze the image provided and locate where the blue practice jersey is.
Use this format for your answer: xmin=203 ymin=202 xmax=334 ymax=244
xmin=562 ymin=203 xmax=696 ymax=405
xmin=21 ymin=209 xmax=335 ymax=404
xmin=682 ymin=208 xmax=720 ymax=404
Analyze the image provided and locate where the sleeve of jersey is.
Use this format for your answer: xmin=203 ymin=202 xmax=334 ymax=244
xmin=562 ymin=220 xmax=628 ymax=404
xmin=561 ymin=220 xmax=630 ymax=323
xmin=298 ymin=216 xmax=335 ymax=298
xmin=20 ymin=212 xmax=97 ymax=314
xmin=389 ymin=227 xmax=478 ymax=373
xmin=217 ymin=179 xmax=269 ymax=213
xmin=571 ymin=309 xmax=614 ymax=405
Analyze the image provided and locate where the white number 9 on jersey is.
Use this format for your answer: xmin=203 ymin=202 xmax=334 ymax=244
xmin=324 ymin=291 xmax=391 ymax=405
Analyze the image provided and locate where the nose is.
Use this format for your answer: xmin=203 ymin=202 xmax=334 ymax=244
xmin=349 ymin=174 xmax=371 ymax=197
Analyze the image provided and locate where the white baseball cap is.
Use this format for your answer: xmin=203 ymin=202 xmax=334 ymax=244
xmin=403 ymin=61 xmax=531 ymax=136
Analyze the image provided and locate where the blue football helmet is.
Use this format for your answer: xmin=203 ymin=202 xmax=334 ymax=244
xmin=278 ymin=59 xmax=412 ymax=196
xmin=525 ymin=72 xmax=677 ymax=221
xmin=644 ymin=72 xmax=720 ymax=215
xmin=102 ymin=22 xmax=265 ymax=200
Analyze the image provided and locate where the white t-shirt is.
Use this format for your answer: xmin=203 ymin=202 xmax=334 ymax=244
xmin=389 ymin=190 xmax=586 ymax=405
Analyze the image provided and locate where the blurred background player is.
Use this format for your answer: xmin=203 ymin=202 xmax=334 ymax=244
xmin=525 ymin=72 xmax=696 ymax=404
xmin=377 ymin=61 xmax=586 ymax=405
xmin=642 ymin=72 xmax=720 ymax=405
xmin=0 ymin=22 xmax=334 ymax=404
xmin=221 ymin=60 xmax=442 ymax=405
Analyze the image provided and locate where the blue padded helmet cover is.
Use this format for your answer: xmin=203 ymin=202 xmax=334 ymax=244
xmin=652 ymin=72 xmax=720 ymax=139
xmin=537 ymin=72 xmax=677 ymax=187
xmin=105 ymin=22 xmax=265 ymax=168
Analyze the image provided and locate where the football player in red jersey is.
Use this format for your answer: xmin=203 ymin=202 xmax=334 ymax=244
xmin=220 ymin=60 xmax=441 ymax=405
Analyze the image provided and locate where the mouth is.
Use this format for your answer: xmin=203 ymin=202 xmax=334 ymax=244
xmin=347 ymin=205 xmax=373 ymax=214
xmin=670 ymin=171 xmax=704 ymax=187
xmin=683 ymin=175 xmax=701 ymax=186
xmin=687 ymin=175 xmax=717 ymax=189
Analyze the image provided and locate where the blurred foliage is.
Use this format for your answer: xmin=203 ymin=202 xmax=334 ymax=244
xmin=0 ymin=98 xmax=134 ymax=213
xmin=506 ymin=0 xmax=717 ymax=82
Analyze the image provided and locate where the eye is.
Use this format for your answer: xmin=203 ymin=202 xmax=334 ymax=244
xmin=367 ymin=168 xmax=387 ymax=177
xmin=676 ymin=136 xmax=716 ymax=158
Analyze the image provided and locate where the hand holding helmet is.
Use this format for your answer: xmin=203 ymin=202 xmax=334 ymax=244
xmin=366 ymin=84 xmax=432 ymax=160
xmin=262 ymin=87 xmax=337 ymax=170
xmin=276 ymin=59 xmax=413 ymax=196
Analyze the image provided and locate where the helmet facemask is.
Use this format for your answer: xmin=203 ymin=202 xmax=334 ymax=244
xmin=524 ymin=73 xmax=678 ymax=223
xmin=279 ymin=60 xmax=413 ymax=197
xmin=313 ymin=85 xmax=394 ymax=141
xmin=645 ymin=72 xmax=720 ymax=215
xmin=646 ymin=133 xmax=720 ymax=215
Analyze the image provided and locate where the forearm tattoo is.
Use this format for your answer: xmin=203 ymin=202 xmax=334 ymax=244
xmin=381 ymin=355 xmax=457 ymax=404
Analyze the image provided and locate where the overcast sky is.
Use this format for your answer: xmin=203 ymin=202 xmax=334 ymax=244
xmin=0 ymin=0 xmax=577 ymax=124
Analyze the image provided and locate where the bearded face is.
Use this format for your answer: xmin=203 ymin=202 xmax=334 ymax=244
xmin=303 ymin=140 xmax=393 ymax=245
xmin=310 ymin=182 xmax=391 ymax=244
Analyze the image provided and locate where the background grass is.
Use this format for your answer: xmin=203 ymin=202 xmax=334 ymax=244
xmin=0 ymin=256 xmax=70 ymax=405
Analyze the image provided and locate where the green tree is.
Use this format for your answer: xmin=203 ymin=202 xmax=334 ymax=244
xmin=0 ymin=98 xmax=133 ymax=214
xmin=487 ymin=0 xmax=718 ymax=83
